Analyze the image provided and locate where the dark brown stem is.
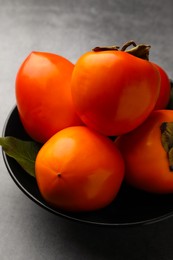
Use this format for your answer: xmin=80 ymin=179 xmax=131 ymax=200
xmin=121 ymin=40 xmax=137 ymax=51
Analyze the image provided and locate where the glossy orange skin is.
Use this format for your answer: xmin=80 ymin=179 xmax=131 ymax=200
xmin=15 ymin=52 xmax=82 ymax=143
xmin=71 ymin=50 xmax=160 ymax=136
xmin=115 ymin=110 xmax=173 ymax=193
xmin=153 ymin=63 xmax=171 ymax=109
xmin=35 ymin=126 xmax=124 ymax=212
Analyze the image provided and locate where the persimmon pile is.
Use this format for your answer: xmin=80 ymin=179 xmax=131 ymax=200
xmin=15 ymin=41 xmax=172 ymax=212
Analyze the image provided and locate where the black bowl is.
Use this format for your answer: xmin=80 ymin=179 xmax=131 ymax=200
xmin=2 ymin=105 xmax=173 ymax=227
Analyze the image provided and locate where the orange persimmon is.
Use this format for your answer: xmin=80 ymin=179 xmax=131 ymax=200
xmin=115 ymin=110 xmax=173 ymax=193
xmin=35 ymin=126 xmax=124 ymax=212
xmin=15 ymin=52 xmax=82 ymax=143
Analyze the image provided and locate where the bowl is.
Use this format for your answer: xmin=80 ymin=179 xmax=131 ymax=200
xmin=2 ymin=104 xmax=173 ymax=227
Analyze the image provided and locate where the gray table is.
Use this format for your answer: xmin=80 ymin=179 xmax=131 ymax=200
xmin=1 ymin=0 xmax=173 ymax=259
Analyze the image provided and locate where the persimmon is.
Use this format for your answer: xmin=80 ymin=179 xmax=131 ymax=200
xmin=115 ymin=110 xmax=173 ymax=193
xmin=152 ymin=63 xmax=171 ymax=110
xmin=35 ymin=126 xmax=124 ymax=212
xmin=71 ymin=42 xmax=160 ymax=136
xmin=15 ymin=52 xmax=82 ymax=143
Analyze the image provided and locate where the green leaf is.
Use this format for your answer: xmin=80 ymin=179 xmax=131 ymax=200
xmin=0 ymin=136 xmax=41 ymax=177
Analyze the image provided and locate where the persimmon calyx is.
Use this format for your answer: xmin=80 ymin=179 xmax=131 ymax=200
xmin=92 ymin=46 xmax=120 ymax=52
xmin=92 ymin=40 xmax=151 ymax=60
xmin=121 ymin=41 xmax=151 ymax=60
xmin=160 ymin=122 xmax=173 ymax=171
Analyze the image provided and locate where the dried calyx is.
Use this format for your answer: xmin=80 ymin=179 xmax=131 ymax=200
xmin=93 ymin=40 xmax=151 ymax=60
xmin=160 ymin=122 xmax=173 ymax=171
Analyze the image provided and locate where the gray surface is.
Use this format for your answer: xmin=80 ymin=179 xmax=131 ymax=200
xmin=0 ymin=0 xmax=173 ymax=259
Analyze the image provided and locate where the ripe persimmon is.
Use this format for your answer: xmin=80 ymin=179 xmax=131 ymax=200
xmin=152 ymin=63 xmax=171 ymax=109
xmin=71 ymin=43 xmax=160 ymax=136
xmin=15 ymin=52 xmax=82 ymax=143
xmin=115 ymin=110 xmax=173 ymax=193
xmin=35 ymin=126 xmax=124 ymax=212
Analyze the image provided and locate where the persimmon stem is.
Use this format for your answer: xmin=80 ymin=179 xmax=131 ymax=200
xmin=121 ymin=40 xmax=137 ymax=51
xmin=57 ymin=173 xmax=61 ymax=178
xmin=124 ymin=44 xmax=151 ymax=60
xmin=121 ymin=41 xmax=151 ymax=60
xmin=92 ymin=40 xmax=151 ymax=60
xmin=160 ymin=122 xmax=173 ymax=171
